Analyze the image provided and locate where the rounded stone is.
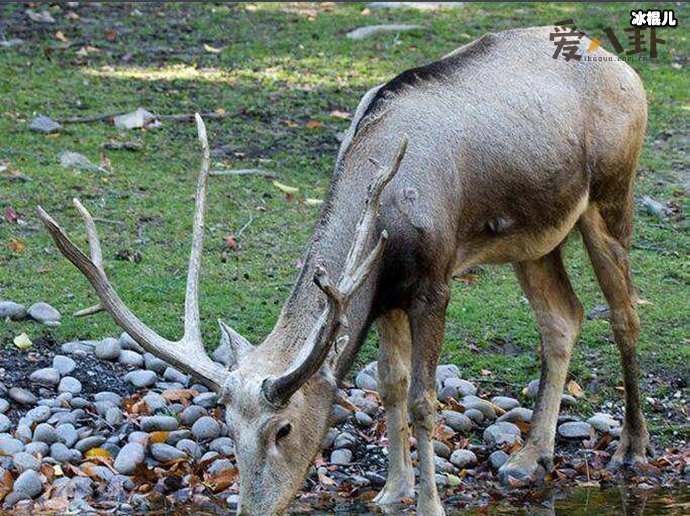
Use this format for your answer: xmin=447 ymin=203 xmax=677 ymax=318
xmin=58 ymin=376 xmax=82 ymax=395
xmin=483 ymin=422 xmax=522 ymax=446
xmin=355 ymin=411 xmax=374 ymax=428
xmin=0 ymin=300 xmax=27 ymax=320
xmin=29 ymin=367 xmax=61 ymax=387
xmin=587 ymin=413 xmax=618 ymax=434
xmin=491 ymin=396 xmax=521 ymax=411
xmin=12 ymin=451 xmax=41 ymax=472
xmin=0 ymin=437 xmax=25 ymax=456
xmin=52 ymin=355 xmax=76 ymax=375
xmin=489 ymin=450 xmax=509 ymax=469
xmin=0 ymin=399 xmax=9 ymax=414
xmin=191 ymin=416 xmax=221 ymax=441
xmin=450 ymin=449 xmax=477 ymax=469
xmin=50 ymin=442 xmax=80 ymax=463
xmin=209 ymin=437 xmax=234 ymax=456
xmin=75 ymin=435 xmax=106 ymax=453
xmin=25 ymin=442 xmax=49 ymax=457
xmin=55 ymin=424 xmax=78 ymax=448
xmin=330 ymin=448 xmax=352 ymax=465
xmin=176 ymin=439 xmax=202 ymax=460
xmin=558 ymin=421 xmax=594 ymax=440
xmin=119 ymin=332 xmax=145 ymax=354
xmin=434 ymin=455 xmax=455 ymax=474
xmin=26 ymin=406 xmax=51 ymax=424
xmin=433 ymin=440 xmax=451 ymax=459
xmin=435 ymin=364 xmax=461 ymax=384
xmin=11 ymin=469 xmax=43 ymax=500
xmin=95 ymin=338 xmax=121 ymax=361
xmin=119 ymin=350 xmax=144 ymax=368
xmin=192 ymin=392 xmax=218 ymax=408
xmin=33 ymin=423 xmax=59 ymax=444
xmin=163 ymin=367 xmax=188 ymax=385
xmin=143 ymin=393 xmax=168 ymax=413
xmin=0 ymin=413 xmax=11 ymax=433
xmin=27 ymin=302 xmax=61 ymax=325
xmin=9 ymin=387 xmax=37 ymax=406
xmin=114 ymin=443 xmax=145 ymax=474
xmin=143 ymin=353 xmax=168 ymax=374
xmin=93 ymin=392 xmax=122 ymax=406
xmin=105 ymin=407 xmax=124 ymax=426
xmin=125 ymin=370 xmax=158 ymax=388
xmin=497 ymin=407 xmax=533 ymax=424
xmin=442 ymin=410 xmax=472 ymax=433
xmin=524 ymin=379 xmax=540 ymax=399
xmin=444 ymin=377 xmax=477 ymax=397
xmin=181 ymin=405 xmax=206 ymax=426
xmin=151 ymin=443 xmax=187 ymax=462
xmin=140 ymin=415 xmax=179 ymax=432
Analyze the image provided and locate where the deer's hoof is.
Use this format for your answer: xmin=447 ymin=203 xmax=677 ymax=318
xmin=373 ymin=481 xmax=414 ymax=506
xmin=498 ymin=449 xmax=550 ymax=487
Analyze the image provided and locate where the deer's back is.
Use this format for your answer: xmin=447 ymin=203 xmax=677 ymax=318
xmin=334 ymin=27 xmax=646 ymax=305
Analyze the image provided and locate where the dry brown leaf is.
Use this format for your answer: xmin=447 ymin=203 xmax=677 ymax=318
xmin=566 ymin=380 xmax=585 ymax=398
xmin=149 ymin=431 xmax=169 ymax=444
xmin=318 ymin=471 xmax=337 ymax=487
xmin=8 ymin=238 xmax=26 ymax=254
xmin=329 ymin=110 xmax=351 ymax=120
xmin=54 ymin=30 xmax=69 ymax=43
xmin=160 ymin=389 xmax=198 ymax=402
xmin=85 ymin=448 xmax=112 ymax=459
xmin=305 ymin=119 xmax=324 ymax=129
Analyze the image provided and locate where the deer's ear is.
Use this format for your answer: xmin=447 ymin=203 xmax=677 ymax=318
xmin=216 ymin=319 xmax=254 ymax=370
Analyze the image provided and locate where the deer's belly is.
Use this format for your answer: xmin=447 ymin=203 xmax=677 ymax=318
xmin=453 ymin=193 xmax=589 ymax=272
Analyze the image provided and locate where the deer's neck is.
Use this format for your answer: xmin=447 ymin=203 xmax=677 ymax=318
xmin=266 ymin=158 xmax=379 ymax=382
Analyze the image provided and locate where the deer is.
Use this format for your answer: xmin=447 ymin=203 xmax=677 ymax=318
xmin=38 ymin=27 xmax=649 ymax=515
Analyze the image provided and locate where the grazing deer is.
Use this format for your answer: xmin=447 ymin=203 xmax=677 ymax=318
xmin=38 ymin=27 xmax=649 ymax=515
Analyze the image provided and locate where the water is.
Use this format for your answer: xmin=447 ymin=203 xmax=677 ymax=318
xmin=286 ymin=485 xmax=689 ymax=515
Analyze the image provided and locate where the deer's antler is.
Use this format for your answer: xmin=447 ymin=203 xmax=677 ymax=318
xmin=37 ymin=114 xmax=229 ymax=391
xmin=262 ymin=136 xmax=408 ymax=407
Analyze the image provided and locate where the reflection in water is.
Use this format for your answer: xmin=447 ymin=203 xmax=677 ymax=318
xmin=284 ymin=486 xmax=689 ymax=515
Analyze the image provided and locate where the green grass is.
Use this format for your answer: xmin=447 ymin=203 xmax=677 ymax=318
xmin=1 ymin=3 xmax=688 ymax=441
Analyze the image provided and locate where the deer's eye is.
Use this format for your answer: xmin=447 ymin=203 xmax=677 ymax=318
xmin=276 ymin=422 xmax=292 ymax=442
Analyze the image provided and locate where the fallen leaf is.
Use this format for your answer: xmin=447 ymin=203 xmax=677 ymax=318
xmin=225 ymin=235 xmax=239 ymax=249
xmin=305 ymin=119 xmax=323 ymax=129
xmin=567 ymin=380 xmax=585 ymax=398
xmin=318 ymin=471 xmax=337 ymax=487
xmin=304 ymin=198 xmax=323 ymax=206
xmin=203 ymin=43 xmax=223 ymax=54
xmin=284 ymin=120 xmax=297 ymax=128
xmin=105 ymin=29 xmax=118 ymax=42
xmin=272 ymin=180 xmax=299 ymax=195
xmin=54 ymin=31 xmax=69 ymax=43
xmin=329 ymin=110 xmax=351 ymax=120
xmin=8 ymin=238 xmax=26 ymax=254
xmin=149 ymin=431 xmax=169 ymax=444
xmin=27 ymin=9 xmax=55 ymax=23
xmin=14 ymin=333 xmax=33 ymax=350
xmin=85 ymin=448 xmax=111 ymax=459
xmin=160 ymin=389 xmax=198 ymax=402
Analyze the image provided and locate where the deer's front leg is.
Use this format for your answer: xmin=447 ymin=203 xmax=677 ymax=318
xmin=408 ymin=284 xmax=449 ymax=516
xmin=374 ymin=309 xmax=415 ymax=506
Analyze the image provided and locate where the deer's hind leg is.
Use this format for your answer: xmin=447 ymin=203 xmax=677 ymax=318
xmin=579 ymin=206 xmax=649 ymax=467
xmin=374 ymin=309 xmax=415 ymax=506
xmin=499 ymin=247 xmax=584 ymax=486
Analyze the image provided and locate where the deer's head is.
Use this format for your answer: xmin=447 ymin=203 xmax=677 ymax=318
xmin=37 ymin=115 xmax=406 ymax=515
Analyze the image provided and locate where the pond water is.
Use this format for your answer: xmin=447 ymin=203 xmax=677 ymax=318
xmin=285 ymin=485 xmax=690 ymax=515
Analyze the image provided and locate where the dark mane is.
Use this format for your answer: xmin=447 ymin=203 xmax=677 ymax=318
xmin=354 ymin=33 xmax=498 ymax=135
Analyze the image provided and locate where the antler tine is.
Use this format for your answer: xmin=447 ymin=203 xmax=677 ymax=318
xmin=183 ymin=113 xmax=210 ymax=344
xmin=36 ymin=114 xmax=229 ymax=392
xmin=72 ymin=198 xmax=105 ymax=317
xmin=263 ymin=137 xmax=408 ymax=407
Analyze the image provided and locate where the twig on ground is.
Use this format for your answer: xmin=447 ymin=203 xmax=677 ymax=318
xmin=468 ymin=378 xmax=523 ymax=389
xmin=210 ymin=168 xmax=277 ymax=179
xmin=93 ymin=217 xmax=125 ymax=226
xmin=236 ymin=214 xmax=254 ymax=239
xmin=56 ymin=111 xmax=231 ymax=124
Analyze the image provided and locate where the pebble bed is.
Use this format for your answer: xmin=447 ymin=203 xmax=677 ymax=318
xmin=0 ymin=300 xmax=687 ymax=512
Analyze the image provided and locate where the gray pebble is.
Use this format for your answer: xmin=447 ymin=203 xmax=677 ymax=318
xmin=435 ymin=364 xmax=460 ymax=384
xmin=10 ymin=469 xmax=43 ymax=501
xmin=433 ymin=440 xmax=451 ymax=459
xmin=181 ymin=405 xmax=206 ymax=426
xmin=524 ymin=379 xmax=540 ymax=399
xmin=119 ymin=332 xmax=145 ymax=354
xmin=209 ymin=437 xmax=234 ymax=456
xmin=29 ymin=367 xmax=61 ymax=387
xmin=483 ymin=422 xmax=522 ymax=446
xmin=0 ymin=300 xmax=26 ymax=320
xmin=128 ymin=432 xmax=150 ymax=445
xmin=94 ymin=400 xmax=116 ymax=416
xmin=143 ymin=393 xmax=167 ymax=413
xmin=70 ymin=397 xmax=90 ymax=409
xmin=144 ymin=353 xmax=168 ymax=374
xmin=0 ymin=399 xmax=8 ymax=414
xmin=497 ymin=407 xmax=533 ymax=424
xmin=334 ymin=432 xmax=357 ymax=450
xmin=354 ymin=366 xmax=378 ymax=391
xmin=29 ymin=115 xmax=62 ymax=134
xmin=193 ymin=392 xmax=218 ymax=408
xmin=434 ymin=455 xmax=455 ymax=474
xmin=93 ymin=392 xmax=122 ymax=406
xmin=165 ymin=430 xmax=192 ymax=446
xmin=151 ymin=443 xmax=187 ymax=462
xmin=105 ymin=407 xmax=124 ymax=426
xmin=26 ymin=406 xmax=52 ymax=424
xmin=27 ymin=301 xmax=61 ymax=325
xmin=491 ymin=396 xmax=520 ymax=411
xmin=95 ymin=338 xmax=121 ymax=361
xmin=463 ymin=397 xmax=497 ymax=420
xmin=163 ymin=367 xmax=188 ymax=385
xmin=25 ymin=442 xmax=49 ymax=457
xmin=0 ymin=414 xmax=10 ymax=433
xmin=464 ymin=408 xmax=485 ymax=424
xmin=58 ymin=376 xmax=82 ymax=395
xmin=561 ymin=394 xmax=578 ymax=407
xmin=191 ymin=416 xmax=221 ymax=441
xmin=450 ymin=449 xmax=477 ymax=469
xmin=444 ymin=377 xmax=477 ymax=397
xmin=114 ymin=442 xmax=145 ymax=474
xmin=125 ymin=370 xmax=157 ymax=388
xmin=12 ymin=451 xmax=40 ymax=472
xmin=331 ymin=405 xmax=350 ymax=425
xmin=33 ymin=423 xmax=58 ymax=444
xmin=587 ymin=413 xmax=618 ymax=434
xmin=176 ymin=439 xmax=201 ymax=460
xmin=208 ymin=458 xmax=234 ymax=475
xmin=355 ymin=411 xmax=373 ymax=428
xmin=50 ymin=442 xmax=81 ymax=463
xmin=0 ymin=437 xmax=25 ymax=456
xmin=56 ymin=424 xmax=78 ymax=448
xmin=330 ymin=448 xmax=352 ymax=465
xmin=558 ymin=421 xmax=594 ymax=440
xmin=75 ymin=435 xmax=106 ymax=453
xmin=200 ymin=451 xmax=219 ymax=463
xmin=119 ymin=350 xmax=144 ymax=368
xmin=61 ymin=341 xmax=95 ymax=354
xmin=489 ymin=450 xmax=509 ymax=469
xmin=9 ymin=387 xmax=37 ymax=406
xmin=52 ymin=355 xmax=76 ymax=375
xmin=443 ymin=410 xmax=472 ymax=433
xmin=140 ymin=415 xmax=178 ymax=432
